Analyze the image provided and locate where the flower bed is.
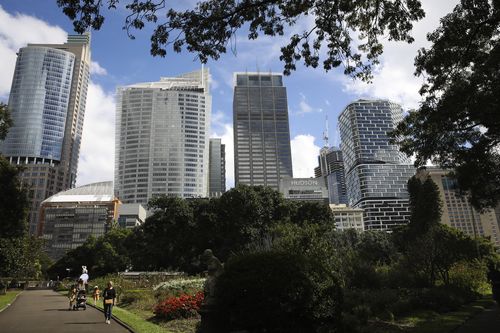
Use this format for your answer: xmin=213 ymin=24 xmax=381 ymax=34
xmin=153 ymin=292 xmax=204 ymax=321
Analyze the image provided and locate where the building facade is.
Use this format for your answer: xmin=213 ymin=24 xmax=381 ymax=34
xmin=233 ymin=72 xmax=293 ymax=190
xmin=115 ymin=69 xmax=211 ymax=204
xmin=38 ymin=181 xmax=118 ymax=260
xmin=329 ymin=204 xmax=365 ymax=231
xmin=209 ymin=138 xmax=226 ymax=197
xmin=314 ymin=146 xmax=348 ymax=204
xmin=279 ymin=177 xmax=329 ymax=203
xmin=117 ymin=203 xmax=147 ymax=229
xmin=0 ymin=34 xmax=91 ymax=234
xmin=418 ymin=168 xmax=500 ymax=247
xmin=338 ymin=100 xmax=415 ymax=230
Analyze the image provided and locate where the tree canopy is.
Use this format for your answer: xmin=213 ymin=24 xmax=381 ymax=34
xmin=57 ymin=0 xmax=425 ymax=80
xmin=0 ymin=103 xmax=12 ymax=141
xmin=390 ymin=0 xmax=500 ymax=209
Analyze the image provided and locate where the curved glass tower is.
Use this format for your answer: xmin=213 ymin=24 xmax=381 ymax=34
xmin=4 ymin=47 xmax=75 ymax=160
xmin=1 ymin=34 xmax=91 ymax=234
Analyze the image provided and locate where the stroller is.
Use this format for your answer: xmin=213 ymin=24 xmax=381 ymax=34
xmin=73 ymin=289 xmax=87 ymax=310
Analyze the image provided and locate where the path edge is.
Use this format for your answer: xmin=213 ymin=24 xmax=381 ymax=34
xmin=0 ymin=290 xmax=23 ymax=313
xmin=86 ymin=302 xmax=136 ymax=333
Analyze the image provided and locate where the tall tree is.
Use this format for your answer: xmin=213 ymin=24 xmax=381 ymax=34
xmin=0 ymin=157 xmax=29 ymax=238
xmin=0 ymin=102 xmax=12 ymax=140
xmin=407 ymin=173 xmax=442 ymax=234
xmin=391 ymin=0 xmax=500 ymax=209
xmin=57 ymin=0 xmax=425 ymax=80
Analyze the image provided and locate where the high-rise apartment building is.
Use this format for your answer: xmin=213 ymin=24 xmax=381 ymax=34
xmin=417 ymin=168 xmax=500 ymax=247
xmin=209 ymin=138 xmax=226 ymax=197
xmin=338 ymin=100 xmax=415 ymax=230
xmin=233 ymin=72 xmax=293 ymax=190
xmin=314 ymin=146 xmax=348 ymax=204
xmin=115 ymin=69 xmax=211 ymax=204
xmin=0 ymin=33 xmax=91 ymax=234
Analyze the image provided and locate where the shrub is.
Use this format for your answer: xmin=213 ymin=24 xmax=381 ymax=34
xmin=215 ymin=250 xmax=343 ymax=333
xmin=154 ymin=292 xmax=204 ymax=320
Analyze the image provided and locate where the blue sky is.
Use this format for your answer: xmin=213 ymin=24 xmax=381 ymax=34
xmin=0 ymin=0 xmax=458 ymax=187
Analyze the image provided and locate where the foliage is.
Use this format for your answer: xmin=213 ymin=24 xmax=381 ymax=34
xmin=153 ymin=292 xmax=203 ymax=321
xmin=215 ymin=250 xmax=342 ymax=333
xmin=390 ymin=0 xmax=500 ymax=210
xmin=0 ymin=102 xmax=12 ymax=141
xmin=48 ymin=228 xmax=132 ymax=279
xmin=0 ymin=156 xmax=29 ymax=239
xmin=289 ymin=200 xmax=335 ymax=226
xmin=153 ymin=277 xmax=205 ymax=292
xmin=0 ymin=236 xmax=44 ymax=279
xmin=407 ymin=174 xmax=442 ymax=234
xmin=57 ymin=0 xmax=424 ymax=80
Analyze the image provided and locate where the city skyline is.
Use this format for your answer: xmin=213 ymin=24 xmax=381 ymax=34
xmin=0 ymin=1 xmax=459 ymax=188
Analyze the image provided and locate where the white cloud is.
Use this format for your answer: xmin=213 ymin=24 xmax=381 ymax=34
xmin=0 ymin=5 xmax=67 ymax=97
xmin=90 ymin=61 xmax=108 ymax=76
xmin=341 ymin=0 xmax=459 ymax=109
xmin=211 ymin=124 xmax=234 ymax=189
xmin=77 ymin=82 xmax=115 ymax=186
xmin=296 ymin=93 xmax=322 ymax=115
xmin=290 ymin=134 xmax=320 ymax=178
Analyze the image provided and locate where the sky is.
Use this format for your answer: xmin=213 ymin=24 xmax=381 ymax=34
xmin=0 ymin=0 xmax=459 ymax=188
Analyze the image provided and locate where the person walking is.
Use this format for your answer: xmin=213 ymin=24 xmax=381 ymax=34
xmin=92 ymin=286 xmax=100 ymax=306
xmin=102 ymin=281 xmax=116 ymax=324
xmin=68 ymin=285 xmax=77 ymax=310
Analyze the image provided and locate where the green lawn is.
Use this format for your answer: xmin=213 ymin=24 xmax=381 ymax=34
xmin=368 ymin=296 xmax=496 ymax=333
xmin=91 ymin=301 xmax=173 ymax=333
xmin=0 ymin=290 xmax=22 ymax=312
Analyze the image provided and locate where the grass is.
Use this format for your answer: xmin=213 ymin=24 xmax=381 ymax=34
xmin=0 ymin=290 xmax=22 ymax=312
xmin=368 ymin=295 xmax=496 ymax=333
xmin=91 ymin=300 xmax=174 ymax=333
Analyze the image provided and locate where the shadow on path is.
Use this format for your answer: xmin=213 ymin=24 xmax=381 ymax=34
xmin=454 ymin=303 xmax=500 ymax=333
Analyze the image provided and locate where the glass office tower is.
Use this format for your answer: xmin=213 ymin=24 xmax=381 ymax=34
xmin=233 ymin=72 xmax=293 ymax=190
xmin=0 ymin=33 xmax=91 ymax=234
xmin=338 ymin=100 xmax=415 ymax=230
xmin=115 ymin=69 xmax=211 ymax=204
xmin=314 ymin=146 xmax=348 ymax=204
xmin=209 ymin=138 xmax=226 ymax=197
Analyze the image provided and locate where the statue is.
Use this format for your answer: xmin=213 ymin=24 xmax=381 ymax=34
xmin=201 ymin=249 xmax=223 ymax=305
xmin=199 ymin=249 xmax=224 ymax=333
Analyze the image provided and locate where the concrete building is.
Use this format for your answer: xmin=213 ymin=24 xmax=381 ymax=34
xmin=233 ymin=72 xmax=293 ymax=190
xmin=38 ymin=181 xmax=118 ymax=260
xmin=279 ymin=177 xmax=329 ymax=203
xmin=115 ymin=68 xmax=211 ymax=204
xmin=117 ymin=203 xmax=146 ymax=229
xmin=314 ymin=146 xmax=348 ymax=204
xmin=338 ymin=100 xmax=415 ymax=230
xmin=209 ymin=138 xmax=226 ymax=197
xmin=0 ymin=33 xmax=91 ymax=234
xmin=330 ymin=204 xmax=365 ymax=231
xmin=418 ymin=168 xmax=500 ymax=247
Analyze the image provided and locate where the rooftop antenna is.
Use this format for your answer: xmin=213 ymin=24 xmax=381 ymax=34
xmin=323 ymin=114 xmax=329 ymax=148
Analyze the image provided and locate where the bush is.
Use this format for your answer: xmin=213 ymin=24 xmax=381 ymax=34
xmin=154 ymin=291 xmax=204 ymax=320
xmin=215 ymin=250 xmax=343 ymax=333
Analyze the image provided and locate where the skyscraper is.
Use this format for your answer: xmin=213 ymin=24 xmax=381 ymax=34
xmin=115 ymin=69 xmax=211 ymax=204
xmin=209 ymin=138 xmax=226 ymax=197
xmin=1 ymin=33 xmax=91 ymax=234
xmin=314 ymin=146 xmax=348 ymax=204
xmin=338 ymin=100 xmax=415 ymax=230
xmin=233 ymin=72 xmax=293 ymax=190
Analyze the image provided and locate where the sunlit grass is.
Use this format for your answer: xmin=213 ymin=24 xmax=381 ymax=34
xmin=0 ymin=290 xmax=22 ymax=311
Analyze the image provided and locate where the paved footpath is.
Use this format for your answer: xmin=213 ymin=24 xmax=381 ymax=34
xmin=0 ymin=289 xmax=130 ymax=333
xmin=455 ymin=303 xmax=500 ymax=333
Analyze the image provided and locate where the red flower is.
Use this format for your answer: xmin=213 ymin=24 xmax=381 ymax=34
xmin=154 ymin=292 xmax=204 ymax=320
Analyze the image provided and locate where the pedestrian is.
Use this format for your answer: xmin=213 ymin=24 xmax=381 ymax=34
xmin=92 ymin=285 xmax=100 ymax=306
xmin=68 ymin=285 xmax=77 ymax=310
xmin=102 ymin=281 xmax=116 ymax=324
